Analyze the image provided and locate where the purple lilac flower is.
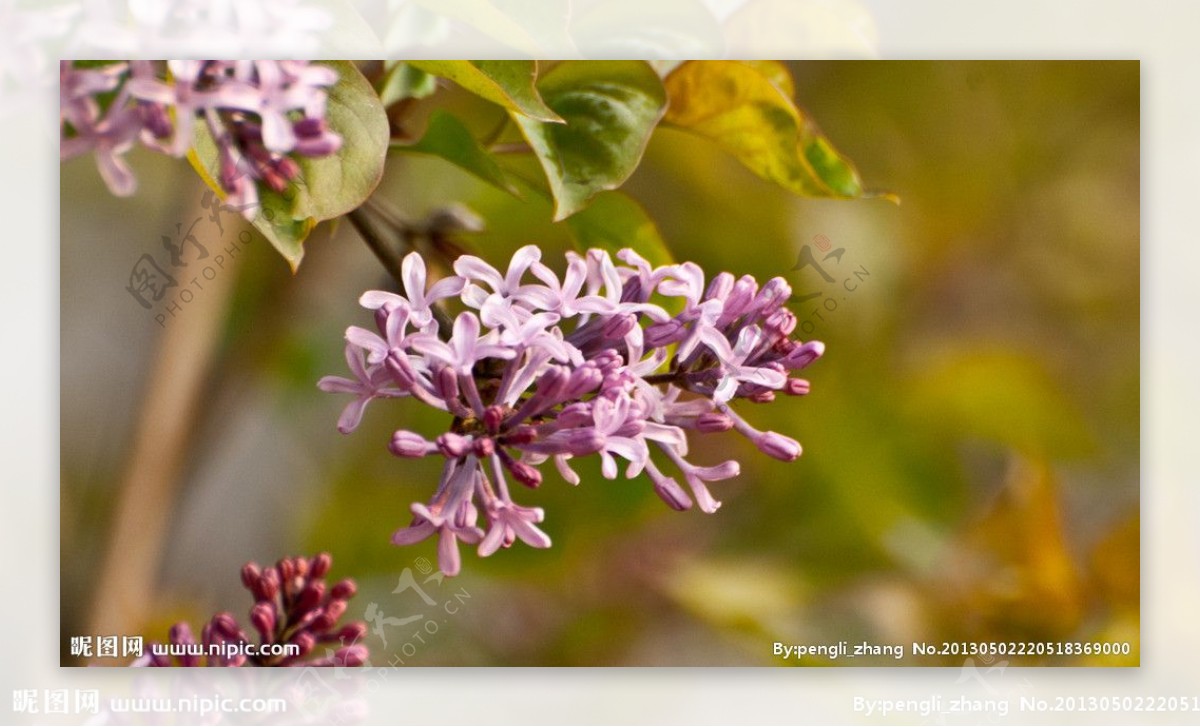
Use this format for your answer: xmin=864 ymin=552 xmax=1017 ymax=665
xmin=60 ymin=60 xmax=341 ymax=211
xmin=133 ymin=553 xmax=367 ymax=667
xmin=321 ymin=246 xmax=824 ymax=575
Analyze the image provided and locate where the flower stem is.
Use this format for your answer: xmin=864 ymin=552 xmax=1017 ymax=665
xmin=347 ymin=205 xmax=455 ymax=333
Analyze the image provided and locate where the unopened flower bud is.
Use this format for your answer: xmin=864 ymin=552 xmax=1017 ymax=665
xmin=296 ymin=582 xmax=325 ymax=615
xmin=535 ymin=366 xmax=568 ymax=400
xmin=212 ymin=612 xmax=242 ymax=640
xmin=783 ymin=341 xmax=824 ymax=370
xmin=564 ymin=365 xmax=603 ymax=398
xmin=602 ymin=313 xmax=636 ymax=340
xmin=754 ymin=277 xmax=791 ymax=314
xmin=335 ymin=644 xmax=368 ymax=666
xmin=504 ymin=425 xmax=538 ymax=445
xmin=765 ymin=308 xmax=797 ymax=336
xmin=255 ymin=568 xmax=280 ymax=601
xmin=310 ymin=552 xmax=332 ymax=579
xmin=507 ymin=460 xmax=543 ymax=488
xmin=337 ymin=622 xmax=368 ymax=645
xmin=483 ymin=405 xmax=505 ymax=433
xmin=755 ymin=431 xmax=802 ymax=461
xmin=290 ymin=632 xmax=315 ymax=658
xmin=473 ymin=437 xmax=495 ymax=457
xmin=241 ymin=562 xmax=261 ymax=589
xmin=645 ymin=319 xmax=683 ymax=347
xmin=784 ymin=378 xmax=811 ymax=395
xmin=390 ymin=430 xmax=432 ymax=458
xmin=436 ymin=432 xmax=470 ymax=458
xmin=250 ymin=601 xmax=276 ymax=639
xmin=169 ymin=622 xmax=196 ymax=646
xmin=562 ymin=428 xmax=606 ymax=456
xmin=705 ymin=271 xmax=735 ymax=302
xmin=331 ymin=579 xmax=357 ymax=600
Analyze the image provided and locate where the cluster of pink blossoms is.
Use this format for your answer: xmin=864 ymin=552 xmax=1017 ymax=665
xmin=135 ymin=553 xmax=367 ymax=667
xmin=60 ymin=60 xmax=341 ymax=210
xmin=319 ymin=246 xmax=824 ymax=575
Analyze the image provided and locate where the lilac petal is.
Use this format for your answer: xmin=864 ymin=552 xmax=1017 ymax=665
xmin=694 ymin=460 xmax=740 ymax=480
xmin=391 ymin=518 xmax=436 ymax=546
xmin=437 ymin=529 xmax=462 ymax=576
xmin=261 ymin=109 xmax=296 ymax=152
xmin=96 ymin=148 xmax=137 ymax=196
xmin=206 ymin=81 xmax=264 ymax=111
xmin=359 ymin=290 xmax=408 ymax=310
xmin=599 ymin=452 xmax=618 ymax=479
xmin=336 ymin=397 xmax=370 ymax=434
xmin=516 ymin=285 xmax=560 ymax=310
xmin=689 ymin=481 xmax=721 ymax=514
xmin=427 ymin=275 xmax=466 ymax=302
xmin=658 ymin=261 xmax=705 ymax=302
xmin=124 ymin=77 xmax=175 ymax=104
xmin=346 ymin=326 xmax=387 ymax=363
xmin=505 ymin=245 xmax=541 ymax=289
xmin=453 ymin=255 xmax=504 ymax=291
xmin=478 ymin=524 xmax=507 ymax=558
xmin=401 ymin=251 xmax=428 ymax=303
xmin=344 ymin=341 xmax=370 ymax=381
xmin=60 ymin=137 xmax=92 ymax=160
xmin=317 ymin=375 xmax=359 ymax=394
xmin=480 ymin=295 xmax=520 ymax=329
xmin=409 ymin=335 xmax=456 ymax=367
xmin=510 ymin=515 xmax=551 ymax=549
xmin=460 ymin=283 xmax=490 ymax=309
xmin=641 ymin=423 xmax=687 ymax=451
xmin=451 ymin=313 xmax=481 ymax=366
xmin=554 ymin=455 xmax=581 ymax=485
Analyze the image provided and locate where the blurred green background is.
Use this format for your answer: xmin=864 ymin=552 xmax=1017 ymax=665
xmin=61 ymin=61 xmax=1138 ymax=666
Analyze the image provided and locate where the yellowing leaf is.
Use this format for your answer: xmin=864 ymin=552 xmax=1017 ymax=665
xmin=662 ymin=60 xmax=868 ymax=199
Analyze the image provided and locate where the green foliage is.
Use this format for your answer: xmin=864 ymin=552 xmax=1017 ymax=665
xmin=565 ymin=190 xmax=673 ymax=266
xmin=662 ymin=60 xmax=871 ymax=199
xmin=510 ymin=60 xmax=667 ymax=220
xmin=393 ymin=110 xmax=519 ymax=196
xmin=377 ymin=61 xmax=438 ymax=107
xmin=408 ymin=60 xmax=562 ymax=123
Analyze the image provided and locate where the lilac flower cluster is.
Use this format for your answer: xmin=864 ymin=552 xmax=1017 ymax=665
xmin=60 ymin=60 xmax=341 ymax=210
xmin=320 ymin=247 xmax=824 ymax=576
xmin=134 ymin=553 xmax=367 ymax=667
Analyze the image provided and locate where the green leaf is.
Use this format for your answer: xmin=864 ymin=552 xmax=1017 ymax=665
xmin=393 ymin=110 xmax=519 ymax=196
xmin=510 ymin=60 xmax=667 ymax=221
xmin=377 ymin=61 xmax=437 ymax=107
xmin=407 ymin=60 xmax=562 ymax=123
xmin=187 ymin=61 xmax=389 ymax=270
xmin=565 ymin=191 xmax=673 ymax=266
xmin=662 ymin=60 xmax=868 ymax=199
